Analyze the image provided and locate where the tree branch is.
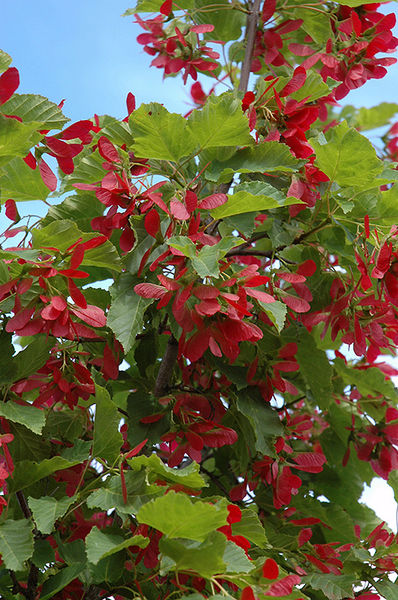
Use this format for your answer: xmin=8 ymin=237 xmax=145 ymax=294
xmin=83 ymin=585 xmax=109 ymax=600
xmin=15 ymin=491 xmax=39 ymax=600
xmin=226 ymin=218 xmax=331 ymax=257
xmin=239 ymin=0 xmax=262 ymax=92
xmin=205 ymin=0 xmax=260 ymax=238
xmin=200 ymin=465 xmax=233 ymax=498
xmin=153 ymin=335 xmax=179 ymax=397
xmin=9 ymin=570 xmax=27 ymax=597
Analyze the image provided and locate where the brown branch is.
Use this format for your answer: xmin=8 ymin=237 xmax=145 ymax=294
xmin=15 ymin=491 xmax=39 ymax=600
xmin=16 ymin=490 xmax=32 ymax=520
xmin=84 ymin=585 xmax=109 ymax=600
xmin=239 ymin=0 xmax=262 ymax=92
xmin=9 ymin=570 xmax=27 ymax=597
xmin=153 ymin=335 xmax=179 ymax=397
xmin=226 ymin=218 xmax=331 ymax=257
xmin=200 ymin=465 xmax=233 ymax=498
xmin=206 ymin=0 xmax=261 ymax=235
xmin=25 ymin=565 xmax=39 ymax=600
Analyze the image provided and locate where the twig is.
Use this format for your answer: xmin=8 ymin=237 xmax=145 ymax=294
xmin=25 ymin=565 xmax=39 ymax=600
xmin=153 ymin=336 xmax=179 ymax=397
xmin=9 ymin=570 xmax=27 ymax=597
xmin=226 ymin=218 xmax=331 ymax=257
xmin=16 ymin=490 xmax=32 ymax=521
xmin=238 ymin=0 xmax=262 ymax=93
xmin=84 ymin=585 xmax=110 ymax=600
xmin=15 ymin=491 xmax=39 ymax=600
xmin=200 ymin=465 xmax=235 ymax=498
xmin=205 ymin=0 xmax=261 ymax=236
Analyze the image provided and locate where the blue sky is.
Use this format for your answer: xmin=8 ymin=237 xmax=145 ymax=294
xmin=1 ymin=0 xmax=397 ymax=124
xmin=1 ymin=1 xmax=398 ymax=530
xmin=1 ymin=0 xmax=189 ymax=122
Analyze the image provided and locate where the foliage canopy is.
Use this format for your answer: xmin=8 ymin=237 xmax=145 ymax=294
xmin=0 ymin=1 xmax=398 ymax=599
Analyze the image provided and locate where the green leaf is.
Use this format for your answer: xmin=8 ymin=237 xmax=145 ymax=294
xmin=211 ymin=182 xmax=301 ymax=219
xmin=0 ymin=331 xmax=18 ymax=384
xmin=40 ymin=564 xmax=85 ymax=600
xmin=42 ymin=192 xmax=103 ymax=232
xmin=377 ymin=184 xmax=398 ymax=226
xmin=237 ymin=391 xmax=283 ymax=455
xmin=130 ymin=103 xmax=197 ymax=161
xmin=191 ymin=237 xmax=242 ymax=278
xmin=89 ymin=552 xmax=125 ymax=584
xmin=62 ymin=148 xmax=105 ymax=188
xmin=93 ymin=385 xmax=123 ymax=464
xmin=128 ymin=453 xmax=205 ymax=489
xmin=167 ymin=235 xmax=242 ymax=278
xmin=86 ymin=528 xmax=148 ymax=565
xmin=0 ymin=115 xmax=42 ymax=163
xmin=0 ymin=156 xmax=49 ymax=201
xmin=296 ymin=330 xmax=333 ymax=409
xmin=137 ymin=491 xmax=228 ymax=541
xmin=57 ymin=537 xmax=86 ymax=565
xmin=257 ymin=299 xmax=287 ymax=333
xmin=354 ymin=102 xmax=398 ymax=131
xmin=27 ymin=496 xmax=75 ymax=535
xmin=32 ymin=220 xmax=82 ymax=252
xmin=374 ymin=579 xmax=398 ymax=600
xmin=194 ymin=0 xmax=244 ymax=41
xmin=127 ymin=390 xmax=170 ymax=447
xmin=334 ymin=0 xmax=380 ymax=5
xmin=82 ymin=238 xmax=121 ymax=271
xmin=86 ymin=470 xmax=160 ymax=514
xmin=223 ymin=540 xmax=254 ymax=573
xmin=100 ymin=117 xmax=135 ymax=146
xmin=60 ymin=439 xmax=92 ymax=462
xmin=167 ymin=235 xmax=196 ymax=258
xmin=0 ymin=50 xmax=12 ymax=73
xmin=231 ymin=508 xmax=267 ymax=548
xmin=0 ymin=94 xmax=69 ymax=130
xmin=10 ymin=455 xmax=82 ymax=493
xmin=126 ymin=214 xmax=156 ymax=275
xmin=43 ymin=407 xmax=86 ymax=443
xmin=107 ymin=273 xmax=153 ymax=353
xmin=294 ymin=8 xmax=332 ymax=44
xmin=124 ymin=0 xmax=193 ymax=13
xmin=187 ymin=92 xmax=253 ymax=150
xmin=31 ymin=219 xmax=121 ymax=271
xmin=311 ymin=121 xmax=383 ymax=190
xmin=333 ymin=358 xmax=397 ymax=404
xmin=0 ymin=519 xmax=34 ymax=571
xmin=205 ymin=141 xmax=302 ymax=182
xmin=291 ymin=71 xmax=333 ymax=103
xmin=0 ymin=401 xmax=45 ymax=435
xmin=159 ymin=531 xmax=226 ymax=578
xmin=12 ymin=335 xmax=53 ymax=382
xmin=303 ymin=573 xmax=356 ymax=600
xmin=32 ymin=538 xmax=56 ymax=569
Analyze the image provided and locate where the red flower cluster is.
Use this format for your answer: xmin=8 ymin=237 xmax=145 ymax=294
xmin=326 ymin=5 xmax=398 ymax=100
xmin=156 ymin=392 xmax=238 ymax=467
xmin=3 ymin=241 xmax=107 ymax=340
xmin=12 ymin=352 xmax=95 ymax=409
xmin=232 ymin=445 xmax=326 ymax=509
xmin=135 ymin=16 xmax=220 ymax=83
xmin=351 ymin=407 xmax=398 ymax=479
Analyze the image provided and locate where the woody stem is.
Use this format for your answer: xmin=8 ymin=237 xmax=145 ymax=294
xmin=238 ymin=0 xmax=262 ymax=93
xmin=153 ymin=335 xmax=179 ymax=397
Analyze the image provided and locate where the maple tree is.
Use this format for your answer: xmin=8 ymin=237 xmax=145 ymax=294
xmin=0 ymin=0 xmax=398 ymax=598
